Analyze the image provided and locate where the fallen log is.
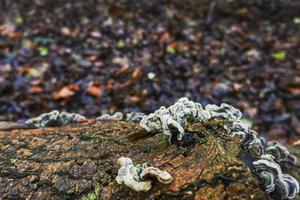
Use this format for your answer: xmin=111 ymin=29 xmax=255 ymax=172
xmin=0 ymin=119 xmax=299 ymax=199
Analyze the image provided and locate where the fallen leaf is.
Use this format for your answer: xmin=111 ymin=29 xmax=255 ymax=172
xmin=272 ymin=51 xmax=286 ymax=60
xmin=67 ymin=84 xmax=80 ymax=91
xmin=28 ymin=68 xmax=40 ymax=77
xmin=117 ymin=65 xmax=129 ymax=74
xmin=132 ymin=68 xmax=142 ymax=79
xmin=161 ymin=31 xmax=170 ymax=41
xmin=88 ymin=55 xmax=97 ymax=62
xmin=233 ymin=83 xmax=243 ymax=91
xmin=29 ymin=86 xmax=43 ymax=94
xmin=166 ymin=42 xmax=176 ymax=54
xmin=292 ymin=140 xmax=300 ymax=145
xmin=116 ymin=40 xmax=125 ymax=49
xmin=39 ymin=47 xmax=49 ymax=56
xmin=15 ymin=17 xmax=23 ymax=25
xmin=166 ymin=46 xmax=175 ymax=54
xmin=90 ymin=31 xmax=101 ymax=38
xmin=129 ymin=96 xmax=140 ymax=103
xmin=53 ymin=86 xmax=75 ymax=100
xmin=86 ymin=85 xmax=102 ymax=97
xmin=61 ymin=27 xmax=71 ymax=36
xmin=288 ymin=87 xmax=300 ymax=95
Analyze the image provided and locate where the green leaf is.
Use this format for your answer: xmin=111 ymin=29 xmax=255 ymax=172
xmin=15 ymin=17 xmax=23 ymax=25
xmin=28 ymin=68 xmax=39 ymax=77
xmin=39 ymin=47 xmax=49 ymax=56
xmin=272 ymin=51 xmax=286 ymax=60
xmin=166 ymin=46 xmax=175 ymax=54
xmin=116 ymin=40 xmax=125 ymax=49
xmin=187 ymin=20 xmax=196 ymax=27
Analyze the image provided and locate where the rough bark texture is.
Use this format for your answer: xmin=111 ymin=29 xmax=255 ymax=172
xmin=0 ymin=120 xmax=299 ymax=200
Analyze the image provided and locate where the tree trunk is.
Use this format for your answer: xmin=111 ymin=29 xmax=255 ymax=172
xmin=0 ymin=120 xmax=298 ymax=200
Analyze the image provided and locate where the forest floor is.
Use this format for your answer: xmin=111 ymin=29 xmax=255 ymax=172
xmin=0 ymin=0 xmax=300 ymax=143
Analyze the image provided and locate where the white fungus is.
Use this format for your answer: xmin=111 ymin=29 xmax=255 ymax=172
xmin=253 ymin=155 xmax=299 ymax=199
xmin=25 ymin=110 xmax=86 ymax=128
xmin=139 ymin=97 xmax=299 ymax=198
xmin=97 ymin=112 xmax=124 ymax=121
xmin=116 ymin=157 xmax=172 ymax=192
xmin=139 ymin=97 xmax=264 ymax=156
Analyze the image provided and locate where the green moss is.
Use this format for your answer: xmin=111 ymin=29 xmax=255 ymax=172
xmin=10 ymin=158 xmax=18 ymax=166
xmin=82 ymin=187 xmax=101 ymax=200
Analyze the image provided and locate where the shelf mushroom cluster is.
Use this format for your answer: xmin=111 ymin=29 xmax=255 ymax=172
xmin=139 ymin=97 xmax=265 ymax=157
xmin=253 ymin=154 xmax=299 ymax=199
xmin=96 ymin=112 xmax=145 ymax=122
xmin=25 ymin=110 xmax=86 ymax=128
xmin=137 ymin=97 xmax=299 ymax=198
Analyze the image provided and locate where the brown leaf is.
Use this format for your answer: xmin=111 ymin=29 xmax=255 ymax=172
xmin=131 ymin=68 xmax=142 ymax=79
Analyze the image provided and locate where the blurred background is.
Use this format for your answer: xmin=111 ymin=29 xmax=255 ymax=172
xmin=0 ymin=0 xmax=299 ymax=143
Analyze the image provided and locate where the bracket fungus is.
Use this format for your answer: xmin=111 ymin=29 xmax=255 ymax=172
xmin=125 ymin=112 xmax=145 ymax=122
xmin=116 ymin=157 xmax=173 ymax=192
xmin=96 ymin=112 xmax=123 ymax=121
xmin=265 ymin=141 xmax=297 ymax=164
xmin=253 ymin=156 xmax=299 ymax=199
xmin=139 ymin=97 xmax=265 ymax=157
xmin=97 ymin=112 xmax=145 ymax=122
xmin=138 ymin=97 xmax=299 ymax=198
xmin=25 ymin=110 xmax=86 ymax=128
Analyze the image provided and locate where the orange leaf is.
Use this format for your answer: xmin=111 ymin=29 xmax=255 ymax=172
xmin=53 ymin=86 xmax=75 ymax=100
xmin=88 ymin=55 xmax=97 ymax=62
xmin=288 ymin=87 xmax=300 ymax=95
xmin=161 ymin=31 xmax=170 ymax=40
xmin=86 ymin=85 xmax=102 ymax=97
xmin=29 ymin=86 xmax=43 ymax=94
xmin=168 ymin=42 xmax=177 ymax=48
xmin=129 ymin=96 xmax=140 ymax=103
xmin=67 ymin=84 xmax=80 ymax=91
xmin=131 ymin=68 xmax=142 ymax=79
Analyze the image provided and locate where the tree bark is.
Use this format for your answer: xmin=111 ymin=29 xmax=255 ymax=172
xmin=0 ymin=120 xmax=299 ymax=200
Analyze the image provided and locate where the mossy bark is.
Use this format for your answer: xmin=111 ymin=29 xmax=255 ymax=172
xmin=0 ymin=120 xmax=298 ymax=199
